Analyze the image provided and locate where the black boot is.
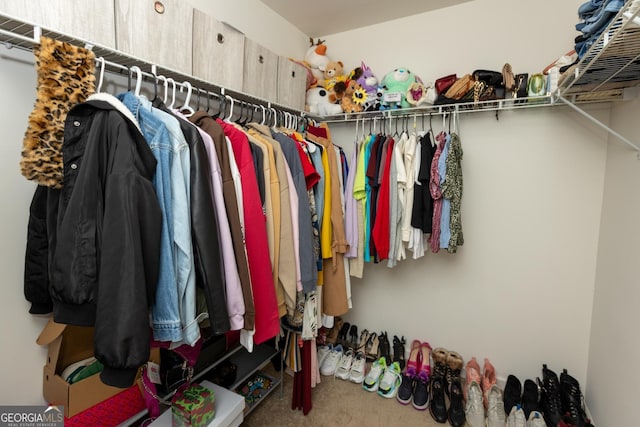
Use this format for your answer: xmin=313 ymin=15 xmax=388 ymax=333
xmin=429 ymin=375 xmax=448 ymax=423
xmin=448 ymin=379 xmax=465 ymax=427
xmin=378 ymin=331 xmax=390 ymax=362
xmin=560 ymin=369 xmax=587 ymax=427
xmin=539 ymin=364 xmax=562 ymax=427
xmin=522 ymin=378 xmax=540 ymax=419
xmin=445 ymin=351 xmax=463 ymax=398
xmin=393 ymin=335 xmax=406 ymax=370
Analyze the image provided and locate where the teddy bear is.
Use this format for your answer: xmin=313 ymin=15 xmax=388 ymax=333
xmin=380 ymin=67 xmax=417 ymax=109
xmin=306 ymin=86 xmax=343 ymax=115
xmin=304 ymin=38 xmax=330 ymax=88
xmin=339 ymin=80 xmax=365 ymax=113
xmin=321 ymin=61 xmax=347 ymax=91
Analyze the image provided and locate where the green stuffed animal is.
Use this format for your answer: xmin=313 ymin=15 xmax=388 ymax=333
xmin=380 ymin=68 xmax=417 ymax=109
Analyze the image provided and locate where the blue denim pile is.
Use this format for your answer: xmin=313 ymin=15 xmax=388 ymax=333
xmin=575 ymin=0 xmax=626 ymax=58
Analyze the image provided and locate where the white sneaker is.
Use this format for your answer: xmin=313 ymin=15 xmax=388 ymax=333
xmin=334 ymin=348 xmax=354 ymax=380
xmin=362 ymin=357 xmax=387 ymax=392
xmin=526 ymin=411 xmax=546 ymax=427
xmin=320 ymin=344 xmax=343 ymax=376
xmin=349 ymin=351 xmax=367 ymax=384
xmin=317 ymin=344 xmax=333 ymax=368
xmin=465 ymin=380 xmax=485 ymax=427
xmin=507 ymin=405 xmax=526 ymax=427
xmin=487 ymin=384 xmax=507 ymax=427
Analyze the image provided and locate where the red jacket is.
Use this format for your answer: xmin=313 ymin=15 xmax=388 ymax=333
xmin=217 ymin=120 xmax=280 ymax=344
xmin=372 ymin=138 xmax=395 ymax=260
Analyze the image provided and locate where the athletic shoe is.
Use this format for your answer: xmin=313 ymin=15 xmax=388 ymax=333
xmin=465 ymin=380 xmax=485 ymax=427
xmin=334 ymin=348 xmax=354 ymax=380
xmin=317 ymin=344 xmax=333 ymax=369
xmin=507 ymin=404 xmax=526 ymax=427
xmin=349 ymin=351 xmax=367 ymax=384
xmin=378 ymin=361 xmax=402 ymax=399
xmin=363 ymin=357 xmax=387 ymax=392
xmin=320 ymin=344 xmax=343 ymax=376
xmin=487 ymin=384 xmax=507 ymax=427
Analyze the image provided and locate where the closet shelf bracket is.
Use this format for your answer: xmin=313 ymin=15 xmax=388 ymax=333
xmin=557 ymin=95 xmax=640 ymax=158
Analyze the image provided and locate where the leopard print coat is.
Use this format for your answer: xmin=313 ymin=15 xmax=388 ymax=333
xmin=20 ymin=37 xmax=96 ymax=189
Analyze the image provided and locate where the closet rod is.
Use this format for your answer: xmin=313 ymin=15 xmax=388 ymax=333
xmin=0 ymin=13 xmax=311 ymax=120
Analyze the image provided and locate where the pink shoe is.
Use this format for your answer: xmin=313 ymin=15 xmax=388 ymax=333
xmin=464 ymin=357 xmax=482 ymax=401
xmin=482 ymin=358 xmax=497 ymax=408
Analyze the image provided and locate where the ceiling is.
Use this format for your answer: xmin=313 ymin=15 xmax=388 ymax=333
xmin=259 ymin=0 xmax=474 ymax=37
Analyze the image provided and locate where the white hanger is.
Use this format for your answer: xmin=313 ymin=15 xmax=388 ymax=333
xmin=260 ymin=105 xmax=266 ymax=125
xmin=167 ymin=78 xmax=176 ymax=108
xmin=95 ymin=57 xmax=105 ymax=93
xmin=270 ymin=107 xmax=277 ymax=128
xmin=179 ymin=81 xmax=195 ymax=116
xmin=130 ymin=66 xmax=143 ymax=96
xmin=225 ymin=95 xmax=235 ymax=122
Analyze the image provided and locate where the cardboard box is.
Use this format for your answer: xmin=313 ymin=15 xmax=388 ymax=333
xmin=171 ymin=383 xmax=215 ymax=427
xmin=36 ymin=318 xmax=159 ymax=418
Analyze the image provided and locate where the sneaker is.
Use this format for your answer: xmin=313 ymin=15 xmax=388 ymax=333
xmin=482 ymin=358 xmax=497 ymax=408
xmin=507 ymin=404 xmax=526 ymax=427
xmin=526 ymin=411 xmax=546 ymax=427
xmin=465 ymin=380 xmax=485 ymax=427
xmin=411 ymin=370 xmax=430 ymax=410
xmin=504 ymin=374 xmax=522 ymax=415
xmin=522 ymin=379 xmax=540 ymax=419
xmin=464 ymin=357 xmax=482 ymax=402
xmin=317 ymin=343 xmax=333 ymax=368
xmin=348 ymin=351 xmax=367 ymax=384
xmin=363 ymin=357 xmax=387 ymax=392
xmin=378 ymin=361 xmax=402 ymax=398
xmin=487 ymin=384 xmax=507 ymax=427
xmin=320 ymin=344 xmax=343 ymax=376
xmin=334 ymin=348 xmax=354 ymax=380
xmin=397 ymin=340 xmax=421 ymax=405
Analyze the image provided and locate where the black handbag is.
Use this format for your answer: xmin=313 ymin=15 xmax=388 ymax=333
xmin=472 ymin=70 xmax=505 ymax=99
xmin=514 ymin=73 xmax=529 ymax=100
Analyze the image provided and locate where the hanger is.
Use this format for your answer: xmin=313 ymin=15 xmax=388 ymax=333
xmin=260 ymin=105 xmax=266 ymax=125
xmin=129 ymin=66 xmax=143 ymax=96
xmin=95 ymin=57 xmax=105 ymax=93
xmin=225 ymin=95 xmax=235 ymax=122
xmin=167 ymin=78 xmax=177 ymax=108
xmin=195 ymin=88 xmax=201 ymax=111
xmin=269 ymin=107 xmax=277 ymax=128
xmin=206 ymin=91 xmax=211 ymax=113
xmin=178 ymin=81 xmax=195 ymax=116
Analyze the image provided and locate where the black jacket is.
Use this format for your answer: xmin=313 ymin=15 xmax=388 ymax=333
xmin=50 ymin=98 xmax=161 ymax=387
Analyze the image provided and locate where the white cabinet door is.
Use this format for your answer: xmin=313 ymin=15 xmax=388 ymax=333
xmin=192 ymin=10 xmax=244 ymax=92
xmin=277 ymin=57 xmax=307 ymax=110
xmin=0 ymin=0 xmax=116 ymax=48
xmin=242 ymin=38 xmax=278 ymax=102
xmin=114 ymin=0 xmax=192 ymax=75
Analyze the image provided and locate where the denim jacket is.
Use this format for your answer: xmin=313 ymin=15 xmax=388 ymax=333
xmin=118 ymin=93 xmax=199 ymax=346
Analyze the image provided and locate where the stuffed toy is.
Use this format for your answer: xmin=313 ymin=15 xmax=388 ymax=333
xmin=306 ymin=87 xmax=343 ymax=115
xmin=321 ymin=61 xmax=347 ymax=91
xmin=406 ymin=82 xmax=436 ymax=106
xmin=340 ymin=80 xmax=365 ymax=113
xmin=380 ymin=67 xmax=417 ymax=109
xmin=304 ymin=38 xmax=330 ymax=87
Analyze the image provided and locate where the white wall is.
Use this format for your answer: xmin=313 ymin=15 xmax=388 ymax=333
xmin=587 ymin=98 xmax=640 ymax=425
xmin=324 ymin=0 xmax=606 ymax=388
xmin=0 ymin=47 xmax=49 ymax=404
xmin=185 ymin=0 xmax=309 ymax=59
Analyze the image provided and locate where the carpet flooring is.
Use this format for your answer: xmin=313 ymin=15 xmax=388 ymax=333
xmin=242 ymin=363 xmax=454 ymax=427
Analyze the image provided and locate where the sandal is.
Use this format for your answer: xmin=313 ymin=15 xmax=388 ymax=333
xmin=357 ymin=329 xmax=370 ymax=354
xmin=378 ymin=332 xmax=391 ymax=362
xmin=365 ymin=332 xmax=379 ymax=362
xmin=393 ymin=335 xmax=407 ymax=370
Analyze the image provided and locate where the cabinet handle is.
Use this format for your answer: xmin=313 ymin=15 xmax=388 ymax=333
xmin=217 ymin=33 xmax=224 ymax=44
xmin=291 ymin=71 xmax=296 ymax=78
xmin=154 ymin=1 xmax=165 ymax=14
xmin=259 ymin=55 xmax=264 ymax=64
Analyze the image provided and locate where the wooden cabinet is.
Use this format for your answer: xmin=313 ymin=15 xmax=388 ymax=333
xmin=242 ymin=38 xmax=278 ymax=102
xmin=277 ymin=57 xmax=307 ymax=110
xmin=192 ymin=10 xmax=244 ymax=92
xmin=114 ymin=0 xmax=193 ymax=75
xmin=0 ymin=0 xmax=116 ymax=47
